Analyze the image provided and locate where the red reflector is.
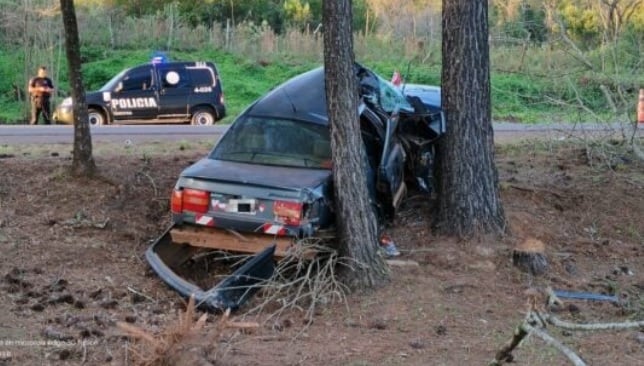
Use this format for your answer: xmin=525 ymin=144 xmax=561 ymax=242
xmin=273 ymin=201 xmax=303 ymax=225
xmin=183 ymin=189 xmax=210 ymax=214
xmin=171 ymin=190 xmax=183 ymax=214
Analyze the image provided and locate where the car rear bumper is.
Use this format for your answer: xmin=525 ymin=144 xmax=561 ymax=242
xmin=173 ymin=211 xmax=316 ymax=237
xmin=146 ymin=225 xmax=277 ymax=311
xmin=214 ymin=105 xmax=226 ymax=120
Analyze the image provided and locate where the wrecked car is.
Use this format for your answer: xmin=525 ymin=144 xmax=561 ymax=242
xmin=146 ymin=64 xmax=445 ymax=311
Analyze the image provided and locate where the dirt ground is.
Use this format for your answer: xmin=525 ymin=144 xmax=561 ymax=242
xmin=0 ymin=138 xmax=642 ymax=365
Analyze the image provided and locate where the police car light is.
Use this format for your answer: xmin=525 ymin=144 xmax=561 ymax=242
xmin=151 ymin=51 xmax=169 ymax=64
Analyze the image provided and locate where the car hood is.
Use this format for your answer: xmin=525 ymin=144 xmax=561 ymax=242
xmin=85 ymin=91 xmax=104 ymax=104
xmin=402 ymin=84 xmax=441 ymax=109
xmin=180 ymin=158 xmax=332 ymax=190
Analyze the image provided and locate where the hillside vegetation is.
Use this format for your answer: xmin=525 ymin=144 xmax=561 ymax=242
xmin=0 ymin=0 xmax=642 ymax=124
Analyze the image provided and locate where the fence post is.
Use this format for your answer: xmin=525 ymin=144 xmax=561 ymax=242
xmin=638 ymin=89 xmax=644 ymax=126
xmin=226 ymin=19 xmax=231 ymax=50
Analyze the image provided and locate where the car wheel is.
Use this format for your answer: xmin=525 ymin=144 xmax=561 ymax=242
xmin=88 ymin=109 xmax=105 ymax=126
xmin=191 ymin=108 xmax=215 ymax=126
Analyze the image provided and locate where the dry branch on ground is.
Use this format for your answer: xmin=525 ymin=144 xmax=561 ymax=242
xmin=117 ymin=296 xmax=257 ymax=366
xmin=491 ymin=288 xmax=644 ymax=366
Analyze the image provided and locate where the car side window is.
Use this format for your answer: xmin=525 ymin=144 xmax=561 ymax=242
xmin=121 ymin=68 xmax=152 ymax=91
xmin=188 ymin=68 xmax=215 ymax=87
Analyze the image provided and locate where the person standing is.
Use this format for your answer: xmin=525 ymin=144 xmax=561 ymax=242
xmin=28 ymin=66 xmax=55 ymax=125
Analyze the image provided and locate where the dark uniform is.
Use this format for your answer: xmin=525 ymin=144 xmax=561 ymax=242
xmin=29 ymin=73 xmax=55 ymax=125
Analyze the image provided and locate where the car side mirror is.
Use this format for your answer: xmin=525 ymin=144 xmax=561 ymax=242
xmin=114 ymin=82 xmax=123 ymax=93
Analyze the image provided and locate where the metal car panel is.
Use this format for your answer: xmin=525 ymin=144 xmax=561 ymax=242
xmin=146 ymin=227 xmax=277 ymax=311
xmin=180 ymin=158 xmax=332 ymax=192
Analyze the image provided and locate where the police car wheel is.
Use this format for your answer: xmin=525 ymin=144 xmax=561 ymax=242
xmin=88 ymin=109 xmax=105 ymax=126
xmin=191 ymin=108 xmax=215 ymax=126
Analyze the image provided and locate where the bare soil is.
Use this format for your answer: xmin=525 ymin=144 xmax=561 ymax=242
xmin=0 ymin=139 xmax=642 ymax=365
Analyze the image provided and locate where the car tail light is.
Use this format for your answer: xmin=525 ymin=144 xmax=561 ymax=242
xmin=219 ymin=93 xmax=225 ymax=105
xmin=273 ymin=201 xmax=303 ymax=226
xmin=182 ymin=189 xmax=210 ymax=214
xmin=171 ymin=189 xmax=183 ymax=214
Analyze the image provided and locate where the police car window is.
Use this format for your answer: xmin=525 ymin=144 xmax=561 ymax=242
xmin=100 ymin=69 xmax=128 ymax=92
xmin=188 ymin=69 xmax=214 ymax=87
xmin=121 ymin=69 xmax=152 ymax=91
xmin=161 ymin=69 xmax=190 ymax=89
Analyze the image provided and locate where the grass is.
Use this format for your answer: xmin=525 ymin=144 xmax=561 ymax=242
xmin=1 ymin=42 xmax=640 ymax=124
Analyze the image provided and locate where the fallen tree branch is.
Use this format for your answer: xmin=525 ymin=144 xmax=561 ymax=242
xmin=522 ymin=323 xmax=587 ymax=366
xmin=492 ymin=287 xmax=644 ymax=365
xmin=490 ymin=322 xmax=529 ymax=365
xmin=135 ymin=171 xmax=158 ymax=197
xmin=546 ymin=314 xmax=644 ymax=331
xmin=127 ymin=286 xmax=157 ymax=304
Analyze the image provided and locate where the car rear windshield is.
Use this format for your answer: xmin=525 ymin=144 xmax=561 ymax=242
xmin=188 ymin=68 xmax=215 ymax=87
xmin=210 ymin=116 xmax=331 ymax=169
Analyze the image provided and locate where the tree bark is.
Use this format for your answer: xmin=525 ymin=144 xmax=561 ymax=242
xmin=60 ymin=0 xmax=96 ymax=177
xmin=322 ymin=0 xmax=388 ymax=289
xmin=435 ymin=0 xmax=506 ymax=237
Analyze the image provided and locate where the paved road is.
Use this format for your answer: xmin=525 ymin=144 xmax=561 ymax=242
xmin=0 ymin=123 xmax=641 ymax=145
xmin=0 ymin=125 xmax=229 ymax=144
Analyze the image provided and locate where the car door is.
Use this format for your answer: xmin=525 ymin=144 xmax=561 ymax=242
xmin=377 ymin=112 xmax=406 ymax=211
xmin=155 ymin=64 xmax=191 ymax=120
xmin=109 ymin=65 xmax=158 ymax=122
xmin=372 ymin=78 xmax=410 ymax=212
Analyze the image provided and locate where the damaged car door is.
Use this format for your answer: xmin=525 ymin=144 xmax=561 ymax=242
xmin=359 ymin=72 xmax=417 ymax=216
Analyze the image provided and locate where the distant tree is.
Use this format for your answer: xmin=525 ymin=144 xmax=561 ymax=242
xmin=435 ymin=0 xmax=507 ymax=237
xmin=322 ymin=0 xmax=388 ymax=288
xmin=491 ymin=0 xmax=548 ymax=43
xmin=284 ymin=0 xmax=312 ymax=28
xmin=60 ymin=0 xmax=96 ymax=176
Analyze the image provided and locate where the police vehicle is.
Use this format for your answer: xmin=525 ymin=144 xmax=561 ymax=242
xmin=53 ymin=61 xmax=225 ymax=126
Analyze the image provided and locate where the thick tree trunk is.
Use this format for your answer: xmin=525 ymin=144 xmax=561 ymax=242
xmin=60 ymin=0 xmax=95 ymax=177
xmin=435 ymin=0 xmax=506 ymax=237
xmin=323 ymin=0 xmax=388 ymax=289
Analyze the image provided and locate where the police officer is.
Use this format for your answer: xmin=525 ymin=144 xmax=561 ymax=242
xmin=28 ymin=66 xmax=55 ymax=125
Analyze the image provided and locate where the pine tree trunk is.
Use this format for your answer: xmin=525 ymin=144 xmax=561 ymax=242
xmin=323 ymin=0 xmax=388 ymax=289
xmin=435 ymin=0 xmax=506 ymax=237
xmin=60 ymin=0 xmax=95 ymax=177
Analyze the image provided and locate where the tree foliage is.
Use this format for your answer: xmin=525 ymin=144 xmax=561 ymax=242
xmin=491 ymin=0 xmax=548 ymax=43
xmin=3 ymin=1 xmax=641 ymax=45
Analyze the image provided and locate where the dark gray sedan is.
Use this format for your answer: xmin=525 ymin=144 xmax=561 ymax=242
xmin=170 ymin=64 xmax=444 ymax=238
xmin=146 ymin=64 xmax=445 ymax=310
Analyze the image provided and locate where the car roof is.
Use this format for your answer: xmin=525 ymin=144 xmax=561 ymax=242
xmin=245 ymin=67 xmax=329 ymax=125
